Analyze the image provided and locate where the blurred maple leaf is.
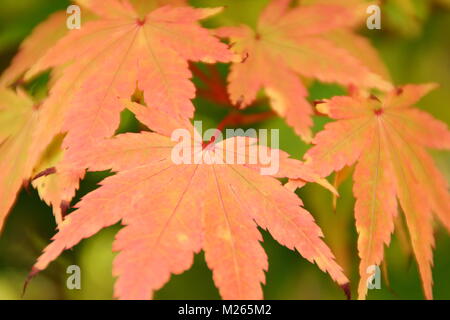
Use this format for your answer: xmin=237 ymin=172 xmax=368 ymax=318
xmin=0 ymin=88 xmax=81 ymax=230
xmin=217 ymin=0 xmax=391 ymax=142
xmin=288 ymin=84 xmax=450 ymax=299
xmin=0 ymin=88 xmax=37 ymax=231
xmin=20 ymin=0 xmax=230 ymax=181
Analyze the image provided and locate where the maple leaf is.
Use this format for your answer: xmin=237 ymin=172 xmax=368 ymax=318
xmin=0 ymin=8 xmax=92 ymax=226
xmin=29 ymin=101 xmax=348 ymax=300
xmin=0 ymin=0 xmax=231 ymax=221
xmin=288 ymin=84 xmax=450 ymax=299
xmin=0 ymin=0 xmax=188 ymax=86
xmin=217 ymin=0 xmax=391 ymax=142
xmin=0 ymin=88 xmax=38 ymax=231
xmin=22 ymin=0 xmax=231 ymax=171
xmin=0 ymin=88 xmax=82 ymax=230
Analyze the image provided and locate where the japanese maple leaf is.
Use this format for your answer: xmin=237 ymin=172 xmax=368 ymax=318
xmin=22 ymin=0 xmax=231 ymax=170
xmin=0 ymin=88 xmax=82 ymax=230
xmin=0 ymin=0 xmax=230 ymax=221
xmin=217 ymin=0 xmax=391 ymax=142
xmin=0 ymin=0 xmax=188 ymax=86
xmin=288 ymin=84 xmax=450 ymax=299
xmin=0 ymin=88 xmax=38 ymax=231
xmin=29 ymin=101 xmax=348 ymax=300
xmin=0 ymin=7 xmax=86 ymax=227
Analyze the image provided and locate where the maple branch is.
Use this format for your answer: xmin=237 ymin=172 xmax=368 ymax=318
xmin=190 ymin=63 xmax=231 ymax=107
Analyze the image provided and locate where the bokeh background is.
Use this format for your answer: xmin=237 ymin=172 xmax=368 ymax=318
xmin=0 ymin=0 xmax=449 ymax=300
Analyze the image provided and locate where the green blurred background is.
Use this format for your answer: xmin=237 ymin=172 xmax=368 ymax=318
xmin=0 ymin=0 xmax=449 ymax=300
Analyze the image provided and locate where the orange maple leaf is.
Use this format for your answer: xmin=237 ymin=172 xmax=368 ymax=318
xmin=29 ymin=101 xmax=348 ymax=300
xmin=218 ymin=0 xmax=391 ymax=142
xmin=288 ymin=84 xmax=450 ymax=299
xmin=0 ymin=0 xmax=188 ymax=86
xmin=21 ymin=0 xmax=231 ymax=171
xmin=0 ymin=88 xmax=83 ymax=230
xmin=0 ymin=0 xmax=231 ymax=220
xmin=0 ymin=88 xmax=38 ymax=231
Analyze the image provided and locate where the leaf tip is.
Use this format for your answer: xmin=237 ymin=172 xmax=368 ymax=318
xmin=199 ymin=7 xmax=224 ymax=19
xmin=340 ymin=282 xmax=351 ymax=300
xmin=60 ymin=200 xmax=71 ymax=221
xmin=22 ymin=267 xmax=40 ymax=298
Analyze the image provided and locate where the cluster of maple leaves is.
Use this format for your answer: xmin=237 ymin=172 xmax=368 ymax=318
xmin=0 ymin=0 xmax=449 ymax=300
